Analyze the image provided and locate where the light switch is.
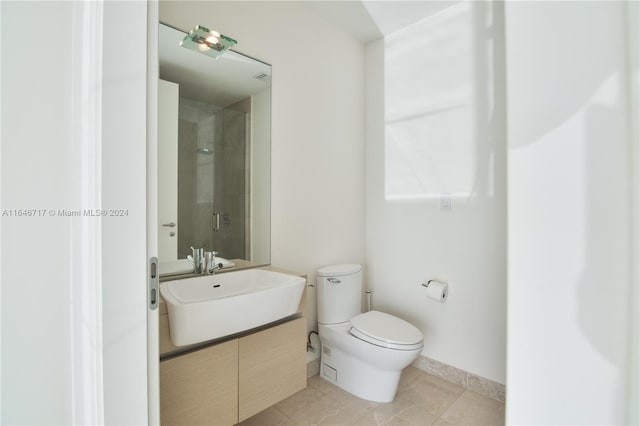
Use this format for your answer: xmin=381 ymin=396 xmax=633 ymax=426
xmin=440 ymin=193 xmax=452 ymax=211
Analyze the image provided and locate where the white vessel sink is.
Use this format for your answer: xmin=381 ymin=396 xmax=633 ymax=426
xmin=160 ymin=269 xmax=305 ymax=346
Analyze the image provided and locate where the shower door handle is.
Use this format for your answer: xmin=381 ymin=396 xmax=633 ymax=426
xmin=213 ymin=211 xmax=220 ymax=232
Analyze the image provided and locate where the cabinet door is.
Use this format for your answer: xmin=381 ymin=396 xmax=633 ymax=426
xmin=238 ymin=318 xmax=306 ymax=421
xmin=160 ymin=339 xmax=238 ymax=426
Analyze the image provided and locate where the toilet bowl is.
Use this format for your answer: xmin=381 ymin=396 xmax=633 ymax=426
xmin=316 ymin=264 xmax=423 ymax=402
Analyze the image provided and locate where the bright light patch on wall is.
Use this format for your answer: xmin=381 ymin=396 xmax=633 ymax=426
xmin=384 ymin=2 xmax=475 ymax=200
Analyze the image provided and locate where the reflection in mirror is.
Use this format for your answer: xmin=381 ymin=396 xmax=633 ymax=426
xmin=158 ymin=23 xmax=271 ymax=278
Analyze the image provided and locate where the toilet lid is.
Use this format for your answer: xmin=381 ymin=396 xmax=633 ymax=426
xmin=349 ymin=311 xmax=424 ymax=351
xmin=317 ymin=264 xmax=362 ymax=277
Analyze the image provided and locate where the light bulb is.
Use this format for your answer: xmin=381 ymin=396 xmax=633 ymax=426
xmin=206 ymin=35 xmax=219 ymax=45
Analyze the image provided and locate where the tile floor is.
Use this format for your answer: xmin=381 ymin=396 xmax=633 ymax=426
xmin=240 ymin=366 xmax=505 ymax=426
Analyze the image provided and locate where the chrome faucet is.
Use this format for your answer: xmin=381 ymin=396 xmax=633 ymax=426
xmin=187 ymin=247 xmax=205 ymax=274
xmin=204 ymin=251 xmax=223 ymax=275
xmin=188 ymin=247 xmax=223 ymax=275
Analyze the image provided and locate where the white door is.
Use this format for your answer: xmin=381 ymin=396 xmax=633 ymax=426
xmin=102 ymin=1 xmax=155 ymax=424
xmin=158 ymin=79 xmax=179 ymax=260
xmin=147 ymin=3 xmax=161 ymax=424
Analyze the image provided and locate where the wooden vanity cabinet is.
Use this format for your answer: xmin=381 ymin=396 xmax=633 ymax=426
xmin=160 ymin=339 xmax=238 ymax=426
xmin=238 ymin=317 xmax=306 ymax=422
xmin=160 ymin=317 xmax=306 ymax=425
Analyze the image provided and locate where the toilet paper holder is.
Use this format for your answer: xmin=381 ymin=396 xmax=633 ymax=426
xmin=421 ymin=279 xmax=448 ymax=302
xmin=421 ymin=279 xmax=438 ymax=288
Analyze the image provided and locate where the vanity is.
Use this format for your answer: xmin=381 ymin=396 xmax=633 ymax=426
xmin=159 ymin=266 xmax=307 ymax=426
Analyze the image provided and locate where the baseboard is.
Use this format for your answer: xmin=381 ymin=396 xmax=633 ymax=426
xmin=412 ymin=355 xmax=505 ymax=402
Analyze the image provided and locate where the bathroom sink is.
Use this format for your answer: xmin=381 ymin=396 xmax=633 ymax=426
xmin=160 ymin=269 xmax=305 ymax=346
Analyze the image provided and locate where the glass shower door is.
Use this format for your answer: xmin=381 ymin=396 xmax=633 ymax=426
xmin=177 ymin=99 xmax=248 ymax=261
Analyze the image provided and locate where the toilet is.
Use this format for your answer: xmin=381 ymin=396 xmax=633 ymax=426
xmin=316 ymin=264 xmax=424 ymax=402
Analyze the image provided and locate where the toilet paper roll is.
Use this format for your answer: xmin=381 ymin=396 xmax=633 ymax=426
xmin=426 ymin=280 xmax=448 ymax=302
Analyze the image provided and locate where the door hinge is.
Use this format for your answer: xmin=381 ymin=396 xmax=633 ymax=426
xmin=149 ymin=256 xmax=159 ymax=310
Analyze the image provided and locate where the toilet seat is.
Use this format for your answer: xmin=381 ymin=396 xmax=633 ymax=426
xmin=349 ymin=311 xmax=424 ymax=351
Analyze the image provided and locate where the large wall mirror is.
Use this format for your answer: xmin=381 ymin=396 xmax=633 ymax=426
xmin=158 ymin=23 xmax=271 ymax=277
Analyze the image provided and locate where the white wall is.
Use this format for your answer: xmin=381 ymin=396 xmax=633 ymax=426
xmin=2 ymin=3 xmax=76 ymax=421
xmin=160 ymin=2 xmax=366 ymax=333
xmin=365 ymin=2 xmax=507 ymax=384
xmin=505 ymin=1 xmax=637 ymax=424
xmin=251 ymin=88 xmax=271 ymax=265
xmin=1 ymin=1 xmax=150 ymax=423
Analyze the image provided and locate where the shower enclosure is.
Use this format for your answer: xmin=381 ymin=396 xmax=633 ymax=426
xmin=177 ymin=96 xmax=249 ymax=260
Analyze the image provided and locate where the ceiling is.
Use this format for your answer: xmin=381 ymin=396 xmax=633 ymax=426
xmin=301 ymin=0 xmax=459 ymax=44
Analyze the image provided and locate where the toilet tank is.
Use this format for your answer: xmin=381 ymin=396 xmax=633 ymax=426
xmin=317 ymin=264 xmax=362 ymax=325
